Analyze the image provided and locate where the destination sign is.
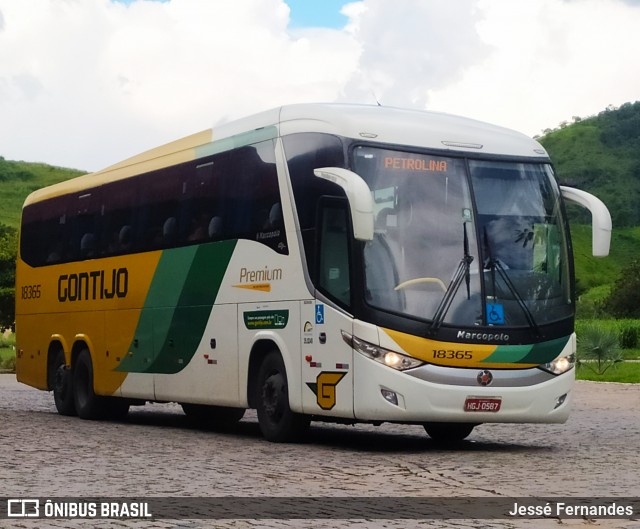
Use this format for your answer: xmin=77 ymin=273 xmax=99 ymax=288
xmin=383 ymin=156 xmax=448 ymax=173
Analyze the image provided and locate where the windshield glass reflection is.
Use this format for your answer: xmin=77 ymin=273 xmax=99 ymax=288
xmin=353 ymin=146 xmax=482 ymax=326
xmin=353 ymin=147 xmax=572 ymax=329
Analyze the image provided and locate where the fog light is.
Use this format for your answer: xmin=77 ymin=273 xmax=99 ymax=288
xmin=554 ymin=393 xmax=568 ymax=409
xmin=381 ymin=388 xmax=398 ymax=406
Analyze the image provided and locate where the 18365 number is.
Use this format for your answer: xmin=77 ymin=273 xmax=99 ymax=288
xmin=21 ymin=284 xmax=42 ymax=299
xmin=432 ymin=349 xmax=473 ymax=360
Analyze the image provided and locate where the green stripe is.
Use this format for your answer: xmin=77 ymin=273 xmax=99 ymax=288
xmin=196 ymin=126 xmax=278 ymax=158
xmin=483 ymin=336 xmax=570 ymax=365
xmin=520 ymin=336 xmax=571 ymax=364
xmin=117 ymin=240 xmax=237 ymax=374
xmin=482 ymin=344 xmax=532 ymax=363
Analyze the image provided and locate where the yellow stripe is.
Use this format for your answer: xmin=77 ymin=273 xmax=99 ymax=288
xmin=232 ymin=283 xmax=272 ymax=292
xmin=382 ymin=328 xmax=499 ymax=368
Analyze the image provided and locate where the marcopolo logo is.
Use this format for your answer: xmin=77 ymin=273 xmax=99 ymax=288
xmin=58 ymin=268 xmax=128 ymax=302
xmin=456 ymin=330 xmax=510 ymax=343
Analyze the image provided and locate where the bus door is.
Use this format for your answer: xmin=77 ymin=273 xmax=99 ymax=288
xmin=301 ymin=198 xmax=354 ymax=418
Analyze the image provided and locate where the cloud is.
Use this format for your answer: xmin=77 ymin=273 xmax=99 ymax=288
xmin=1 ymin=0 xmax=640 ymax=171
xmin=426 ymin=0 xmax=640 ymax=136
xmin=340 ymin=0 xmax=488 ymax=107
xmin=0 ymin=0 xmax=359 ymax=170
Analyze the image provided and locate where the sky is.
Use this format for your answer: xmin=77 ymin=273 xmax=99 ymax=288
xmin=1 ymin=0 xmax=640 ymax=172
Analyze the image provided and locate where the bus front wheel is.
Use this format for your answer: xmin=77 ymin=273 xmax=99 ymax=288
xmin=423 ymin=422 xmax=475 ymax=443
xmin=255 ymin=351 xmax=309 ymax=442
xmin=52 ymin=350 xmax=76 ymax=417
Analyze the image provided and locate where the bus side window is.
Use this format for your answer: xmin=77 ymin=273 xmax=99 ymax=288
xmin=317 ymin=198 xmax=351 ymax=308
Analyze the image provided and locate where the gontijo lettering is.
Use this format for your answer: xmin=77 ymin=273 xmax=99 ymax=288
xmin=58 ymin=268 xmax=128 ymax=302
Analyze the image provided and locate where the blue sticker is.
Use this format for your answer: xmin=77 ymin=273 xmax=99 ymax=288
xmin=486 ymin=303 xmax=505 ymax=325
xmin=315 ymin=304 xmax=325 ymax=325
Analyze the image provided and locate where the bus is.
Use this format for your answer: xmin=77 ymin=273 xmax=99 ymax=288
xmin=15 ymin=104 xmax=612 ymax=443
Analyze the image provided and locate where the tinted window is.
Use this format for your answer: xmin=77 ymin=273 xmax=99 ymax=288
xmin=20 ymin=139 xmax=287 ymax=266
xmin=283 ymin=133 xmax=346 ymax=276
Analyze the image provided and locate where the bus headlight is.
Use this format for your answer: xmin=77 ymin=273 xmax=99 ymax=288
xmin=342 ymin=331 xmax=424 ymax=371
xmin=539 ymin=353 xmax=575 ymax=375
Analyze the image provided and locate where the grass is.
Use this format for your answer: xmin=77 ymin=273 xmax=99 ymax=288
xmin=0 ymin=346 xmax=15 ymax=371
xmin=576 ymin=361 xmax=640 ymax=383
xmin=0 ymin=332 xmax=15 ymax=371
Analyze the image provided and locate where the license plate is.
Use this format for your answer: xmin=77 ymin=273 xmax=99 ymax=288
xmin=464 ymin=397 xmax=502 ymax=412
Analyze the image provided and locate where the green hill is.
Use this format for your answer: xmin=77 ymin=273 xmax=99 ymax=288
xmin=570 ymin=224 xmax=640 ymax=315
xmin=540 ymin=101 xmax=640 ymax=227
xmin=0 ymin=157 xmax=84 ymax=228
xmin=538 ymin=102 xmax=640 ymax=315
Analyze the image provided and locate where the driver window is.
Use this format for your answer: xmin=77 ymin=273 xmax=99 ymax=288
xmin=317 ymin=200 xmax=351 ymax=307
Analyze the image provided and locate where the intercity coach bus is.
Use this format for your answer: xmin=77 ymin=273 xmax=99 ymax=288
xmin=15 ymin=104 xmax=611 ymax=442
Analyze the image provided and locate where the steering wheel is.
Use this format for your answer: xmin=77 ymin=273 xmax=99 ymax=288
xmin=394 ymin=277 xmax=447 ymax=292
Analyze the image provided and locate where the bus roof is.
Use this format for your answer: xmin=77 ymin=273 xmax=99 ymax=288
xmin=24 ymin=103 xmax=548 ymax=206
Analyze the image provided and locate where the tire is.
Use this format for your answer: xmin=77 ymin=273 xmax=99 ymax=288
xmin=255 ymin=351 xmax=309 ymax=442
xmin=72 ymin=349 xmax=107 ymax=420
xmin=423 ymin=422 xmax=475 ymax=443
xmin=181 ymin=403 xmax=245 ymax=430
xmin=51 ymin=350 xmax=76 ymax=417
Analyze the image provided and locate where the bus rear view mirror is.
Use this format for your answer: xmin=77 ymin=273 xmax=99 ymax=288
xmin=560 ymin=186 xmax=612 ymax=257
xmin=314 ymin=167 xmax=374 ymax=241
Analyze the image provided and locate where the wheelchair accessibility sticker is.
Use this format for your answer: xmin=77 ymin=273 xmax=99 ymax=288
xmin=486 ymin=303 xmax=505 ymax=325
xmin=315 ymin=304 xmax=325 ymax=325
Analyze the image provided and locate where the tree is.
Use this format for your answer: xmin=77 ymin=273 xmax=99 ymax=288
xmin=604 ymin=259 xmax=640 ymax=318
xmin=0 ymin=224 xmax=17 ymax=329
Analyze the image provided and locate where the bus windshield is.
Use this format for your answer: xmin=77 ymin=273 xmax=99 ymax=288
xmin=352 ymin=146 xmax=572 ymax=329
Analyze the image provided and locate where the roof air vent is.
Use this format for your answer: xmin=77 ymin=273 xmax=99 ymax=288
xmin=441 ymin=141 xmax=483 ymax=149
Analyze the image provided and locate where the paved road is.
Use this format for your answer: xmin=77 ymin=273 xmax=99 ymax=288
xmin=0 ymin=374 xmax=638 ymax=529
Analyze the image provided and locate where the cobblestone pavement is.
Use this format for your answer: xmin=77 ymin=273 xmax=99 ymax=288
xmin=0 ymin=374 xmax=638 ymax=529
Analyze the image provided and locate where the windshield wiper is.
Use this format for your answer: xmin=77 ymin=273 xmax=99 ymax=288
xmin=483 ymin=227 xmax=540 ymax=336
xmin=430 ymin=223 xmax=474 ymax=334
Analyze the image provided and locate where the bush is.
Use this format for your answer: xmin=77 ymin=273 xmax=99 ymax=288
xmin=604 ymin=260 xmax=640 ymax=318
xmin=0 ymin=332 xmax=15 ymax=349
xmin=619 ymin=323 xmax=639 ymax=349
xmin=576 ymin=323 xmax=623 ymax=375
xmin=1 ymin=354 xmax=15 ymax=372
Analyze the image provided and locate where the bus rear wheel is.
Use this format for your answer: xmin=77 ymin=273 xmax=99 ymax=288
xmin=181 ymin=403 xmax=245 ymax=430
xmin=73 ymin=349 xmax=107 ymax=420
xmin=256 ymin=351 xmax=309 ymax=442
xmin=72 ymin=349 xmax=129 ymax=420
xmin=52 ymin=350 xmax=76 ymax=416
xmin=423 ymin=422 xmax=475 ymax=443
